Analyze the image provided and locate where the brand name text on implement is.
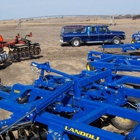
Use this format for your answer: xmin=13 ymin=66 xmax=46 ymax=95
xmin=65 ymin=126 xmax=100 ymax=140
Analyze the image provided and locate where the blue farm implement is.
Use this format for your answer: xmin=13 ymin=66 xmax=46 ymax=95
xmin=0 ymin=33 xmax=41 ymax=64
xmin=0 ymin=62 xmax=140 ymax=139
xmin=86 ymin=50 xmax=140 ymax=73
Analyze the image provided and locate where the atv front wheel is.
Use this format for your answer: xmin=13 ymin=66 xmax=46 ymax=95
xmin=113 ymin=37 xmax=121 ymax=44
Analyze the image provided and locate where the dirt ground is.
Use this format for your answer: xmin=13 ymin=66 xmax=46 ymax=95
xmin=0 ymin=17 xmax=140 ymax=136
xmin=0 ymin=17 xmax=140 ymax=85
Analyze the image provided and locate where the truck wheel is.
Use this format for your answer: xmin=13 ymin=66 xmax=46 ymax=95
xmin=111 ymin=116 xmax=137 ymax=130
xmin=71 ymin=39 xmax=81 ymax=47
xmin=113 ymin=37 xmax=121 ymax=44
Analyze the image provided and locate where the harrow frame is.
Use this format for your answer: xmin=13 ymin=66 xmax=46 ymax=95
xmin=0 ymin=62 xmax=140 ymax=139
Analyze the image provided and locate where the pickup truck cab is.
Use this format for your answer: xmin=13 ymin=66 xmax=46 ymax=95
xmin=60 ymin=25 xmax=125 ymax=47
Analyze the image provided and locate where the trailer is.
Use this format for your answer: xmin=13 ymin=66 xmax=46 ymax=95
xmin=0 ymin=62 xmax=140 ymax=139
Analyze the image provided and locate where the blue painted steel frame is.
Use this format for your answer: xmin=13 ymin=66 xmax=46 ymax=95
xmin=0 ymin=62 xmax=140 ymax=139
xmin=87 ymin=51 xmax=140 ymax=72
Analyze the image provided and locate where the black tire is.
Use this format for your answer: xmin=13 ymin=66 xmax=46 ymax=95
xmin=111 ymin=116 xmax=137 ymax=130
xmin=71 ymin=39 xmax=81 ymax=47
xmin=34 ymin=47 xmax=41 ymax=55
xmin=113 ymin=37 xmax=121 ymax=44
xmin=8 ymin=51 xmax=14 ymax=61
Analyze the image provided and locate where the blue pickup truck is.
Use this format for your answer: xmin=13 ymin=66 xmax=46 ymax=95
xmin=60 ymin=25 xmax=125 ymax=47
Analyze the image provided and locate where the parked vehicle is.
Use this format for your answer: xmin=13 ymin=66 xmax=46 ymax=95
xmin=0 ymin=33 xmax=41 ymax=64
xmin=60 ymin=25 xmax=125 ymax=47
xmin=131 ymin=31 xmax=140 ymax=43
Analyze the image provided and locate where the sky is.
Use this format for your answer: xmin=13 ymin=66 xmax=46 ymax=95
xmin=0 ymin=0 xmax=140 ymax=20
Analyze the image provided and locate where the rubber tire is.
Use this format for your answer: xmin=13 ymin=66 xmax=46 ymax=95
xmin=111 ymin=94 xmax=138 ymax=131
xmin=71 ymin=39 xmax=81 ymax=47
xmin=113 ymin=37 xmax=121 ymax=44
xmin=111 ymin=116 xmax=137 ymax=130
xmin=131 ymin=39 xmax=135 ymax=44
xmin=86 ymin=62 xmax=95 ymax=71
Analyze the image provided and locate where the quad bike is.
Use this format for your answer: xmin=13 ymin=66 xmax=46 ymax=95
xmin=0 ymin=33 xmax=41 ymax=63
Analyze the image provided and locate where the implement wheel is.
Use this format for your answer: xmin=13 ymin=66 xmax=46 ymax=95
xmin=86 ymin=62 xmax=95 ymax=71
xmin=131 ymin=39 xmax=135 ymax=44
xmin=111 ymin=116 xmax=137 ymax=130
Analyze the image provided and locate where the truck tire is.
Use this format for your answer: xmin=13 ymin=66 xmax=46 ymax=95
xmin=111 ymin=116 xmax=137 ymax=130
xmin=71 ymin=39 xmax=81 ymax=47
xmin=113 ymin=37 xmax=121 ymax=44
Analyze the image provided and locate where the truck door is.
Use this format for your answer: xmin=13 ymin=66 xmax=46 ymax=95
xmin=88 ymin=27 xmax=99 ymax=42
xmin=98 ymin=27 xmax=108 ymax=42
xmin=105 ymin=26 xmax=114 ymax=40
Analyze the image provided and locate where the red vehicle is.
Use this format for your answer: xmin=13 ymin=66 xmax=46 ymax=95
xmin=0 ymin=33 xmax=41 ymax=64
xmin=0 ymin=35 xmax=8 ymax=64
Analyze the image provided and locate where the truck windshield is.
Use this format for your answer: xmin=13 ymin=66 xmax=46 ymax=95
xmin=63 ymin=26 xmax=85 ymax=33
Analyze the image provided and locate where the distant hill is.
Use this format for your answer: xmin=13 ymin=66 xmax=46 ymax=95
xmin=114 ymin=14 xmax=132 ymax=19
